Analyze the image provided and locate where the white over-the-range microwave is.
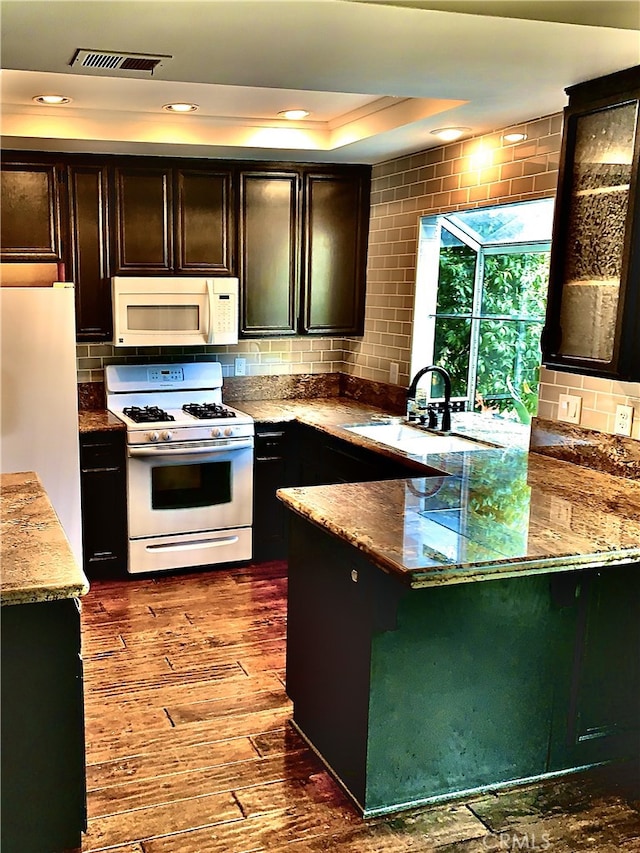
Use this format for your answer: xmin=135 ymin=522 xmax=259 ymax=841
xmin=112 ymin=276 xmax=239 ymax=347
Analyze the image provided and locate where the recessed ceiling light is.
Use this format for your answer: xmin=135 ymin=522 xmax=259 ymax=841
xmin=502 ymin=132 xmax=528 ymax=143
xmin=430 ymin=127 xmax=471 ymax=142
xmin=33 ymin=95 xmax=72 ymax=105
xmin=278 ymin=109 xmax=310 ymax=120
xmin=163 ymin=102 xmax=199 ymax=113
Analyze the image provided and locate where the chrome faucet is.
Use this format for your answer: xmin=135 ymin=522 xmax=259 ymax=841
xmin=406 ymin=365 xmax=452 ymax=432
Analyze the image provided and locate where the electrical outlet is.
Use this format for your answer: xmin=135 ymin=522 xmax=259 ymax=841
xmin=557 ymin=393 xmax=582 ymax=424
xmin=614 ymin=404 xmax=634 ymax=437
xmin=389 ymin=362 xmax=399 ymax=384
xmin=234 ymin=357 xmax=246 ymax=376
xmin=549 ymin=496 xmax=572 ymax=528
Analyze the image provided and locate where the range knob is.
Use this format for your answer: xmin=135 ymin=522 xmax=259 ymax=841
xmin=160 ymin=430 xmax=173 ymax=441
xmin=147 ymin=431 xmax=160 ymax=442
xmin=211 ymin=427 xmax=221 ymax=438
xmin=224 ymin=426 xmax=234 ymax=437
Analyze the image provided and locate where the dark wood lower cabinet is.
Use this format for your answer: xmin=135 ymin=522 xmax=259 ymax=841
xmin=253 ymin=423 xmax=294 ymax=561
xmin=252 ymin=423 xmax=429 ymax=561
xmin=1 ymin=597 xmax=86 ymax=852
xmin=295 ymin=423 xmax=432 ymax=486
xmin=549 ymin=564 xmax=640 ymax=769
xmin=286 ymin=515 xmax=640 ymax=816
xmin=80 ymin=431 xmax=128 ymax=577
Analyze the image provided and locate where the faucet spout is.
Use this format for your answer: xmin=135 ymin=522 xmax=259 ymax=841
xmin=407 ymin=365 xmax=452 ymax=432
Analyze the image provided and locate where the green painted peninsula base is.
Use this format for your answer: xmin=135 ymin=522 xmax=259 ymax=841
xmin=285 ymin=516 xmax=640 ymax=816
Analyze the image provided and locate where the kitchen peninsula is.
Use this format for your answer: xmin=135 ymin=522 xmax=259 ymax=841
xmin=1 ymin=472 xmax=89 ymax=853
xmin=278 ymin=445 xmax=640 ymax=816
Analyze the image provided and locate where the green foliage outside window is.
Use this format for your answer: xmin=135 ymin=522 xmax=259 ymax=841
xmin=433 ymin=245 xmax=550 ymax=421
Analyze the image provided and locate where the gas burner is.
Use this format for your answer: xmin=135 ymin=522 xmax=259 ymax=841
xmin=182 ymin=402 xmax=237 ymax=420
xmin=122 ymin=406 xmax=175 ymax=424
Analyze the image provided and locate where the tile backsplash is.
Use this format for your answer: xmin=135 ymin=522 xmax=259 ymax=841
xmin=76 ymin=337 xmax=347 ymax=383
xmin=537 ymin=368 xmax=640 ymax=440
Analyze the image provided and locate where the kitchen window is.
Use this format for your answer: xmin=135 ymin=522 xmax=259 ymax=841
xmin=413 ymin=199 xmax=554 ymax=421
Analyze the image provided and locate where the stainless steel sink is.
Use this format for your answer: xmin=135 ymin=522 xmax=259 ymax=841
xmin=343 ymin=422 xmax=491 ymax=454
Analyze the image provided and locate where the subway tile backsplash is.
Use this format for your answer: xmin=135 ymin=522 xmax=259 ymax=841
xmin=76 ymin=338 xmax=346 ymax=383
xmin=537 ymin=368 xmax=640 ymax=440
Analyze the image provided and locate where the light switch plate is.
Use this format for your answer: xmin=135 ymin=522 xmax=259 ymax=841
xmin=558 ymin=393 xmax=582 ymax=424
xmin=389 ymin=362 xmax=399 ymax=384
xmin=614 ymin=404 xmax=634 ymax=436
xmin=234 ymin=357 xmax=246 ymax=376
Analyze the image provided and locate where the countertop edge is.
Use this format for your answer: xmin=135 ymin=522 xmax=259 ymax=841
xmin=277 ymin=479 xmax=640 ymax=589
xmin=1 ymin=580 xmax=90 ymax=607
xmin=1 ymin=472 xmax=90 ymax=606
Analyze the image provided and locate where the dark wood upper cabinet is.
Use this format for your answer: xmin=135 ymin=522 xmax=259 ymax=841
xmin=1 ymin=152 xmax=371 ymax=342
xmin=239 ymin=171 xmax=299 ymax=336
xmin=301 ymin=171 xmax=370 ymax=335
xmin=542 ymin=65 xmax=640 ymax=379
xmin=175 ymin=168 xmax=233 ymax=274
xmin=113 ymin=166 xmax=173 ymax=273
xmin=68 ymin=165 xmax=112 ymax=341
xmin=0 ymin=162 xmax=62 ymax=260
xmin=238 ymin=165 xmax=370 ymax=337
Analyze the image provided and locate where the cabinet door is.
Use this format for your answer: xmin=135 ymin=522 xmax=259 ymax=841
xmin=253 ymin=425 xmax=291 ymax=561
xmin=549 ymin=565 xmax=640 ymax=770
xmin=295 ymin=425 xmax=425 ymax=486
xmin=80 ymin=433 xmax=127 ymax=576
xmin=286 ymin=516 xmax=375 ymax=806
xmin=569 ymin=567 xmax=640 ymax=760
xmin=113 ymin=166 xmax=173 ymax=272
xmin=0 ymin=162 xmax=62 ymax=260
xmin=68 ymin=165 xmax=112 ymax=341
xmin=543 ymin=66 xmax=640 ymax=379
xmin=175 ymin=168 xmax=233 ymax=274
xmin=1 ymin=599 xmax=86 ymax=853
xmin=301 ymin=171 xmax=369 ymax=335
xmin=239 ymin=171 xmax=299 ymax=336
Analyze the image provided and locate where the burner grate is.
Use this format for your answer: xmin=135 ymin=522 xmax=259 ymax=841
xmin=123 ymin=406 xmax=175 ymax=423
xmin=182 ymin=403 xmax=237 ymax=420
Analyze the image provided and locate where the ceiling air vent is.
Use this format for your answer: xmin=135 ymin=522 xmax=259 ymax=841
xmin=70 ymin=49 xmax=171 ymax=76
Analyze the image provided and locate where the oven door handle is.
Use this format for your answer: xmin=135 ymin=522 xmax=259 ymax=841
xmin=128 ymin=439 xmax=254 ymax=458
xmin=146 ymin=535 xmax=239 ymax=553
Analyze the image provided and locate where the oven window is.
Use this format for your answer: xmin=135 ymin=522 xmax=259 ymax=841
xmin=127 ymin=304 xmax=200 ymax=331
xmin=151 ymin=460 xmax=231 ymax=510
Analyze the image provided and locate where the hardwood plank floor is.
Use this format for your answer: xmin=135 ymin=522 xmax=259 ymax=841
xmin=81 ymin=560 xmax=640 ymax=852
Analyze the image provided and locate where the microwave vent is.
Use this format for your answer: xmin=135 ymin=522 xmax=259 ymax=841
xmin=70 ymin=49 xmax=171 ymax=76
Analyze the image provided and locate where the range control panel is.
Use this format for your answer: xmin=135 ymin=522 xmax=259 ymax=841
xmin=147 ymin=367 xmax=184 ymax=384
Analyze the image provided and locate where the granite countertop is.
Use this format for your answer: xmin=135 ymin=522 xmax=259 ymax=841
xmin=79 ymin=409 xmax=126 ymax=434
xmin=278 ymin=449 xmax=640 ymax=589
xmin=1 ymin=472 xmax=90 ymax=606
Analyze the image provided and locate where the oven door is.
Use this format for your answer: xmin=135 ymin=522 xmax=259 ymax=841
xmin=127 ymin=438 xmax=253 ymax=539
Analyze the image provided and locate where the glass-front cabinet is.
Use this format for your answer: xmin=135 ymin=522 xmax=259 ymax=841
xmin=543 ymin=65 xmax=640 ymax=379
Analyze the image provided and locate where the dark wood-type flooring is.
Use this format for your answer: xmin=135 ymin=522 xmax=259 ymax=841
xmin=81 ymin=560 xmax=640 ymax=852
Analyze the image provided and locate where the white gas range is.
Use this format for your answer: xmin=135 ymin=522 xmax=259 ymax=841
xmin=106 ymin=362 xmax=254 ymax=575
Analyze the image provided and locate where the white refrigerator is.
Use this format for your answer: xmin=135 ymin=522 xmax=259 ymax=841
xmin=1 ymin=284 xmax=83 ymax=566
